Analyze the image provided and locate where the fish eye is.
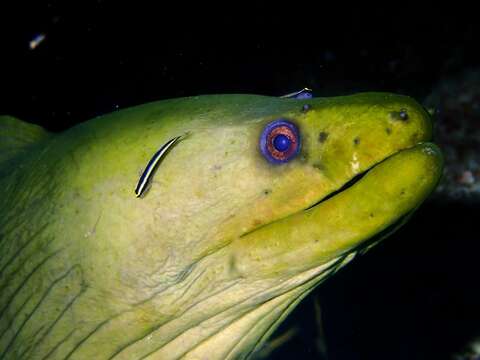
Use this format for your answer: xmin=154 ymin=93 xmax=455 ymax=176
xmin=259 ymin=119 xmax=300 ymax=164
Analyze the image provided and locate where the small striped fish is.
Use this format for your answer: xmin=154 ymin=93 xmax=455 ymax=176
xmin=135 ymin=135 xmax=184 ymax=197
xmin=280 ymin=88 xmax=313 ymax=99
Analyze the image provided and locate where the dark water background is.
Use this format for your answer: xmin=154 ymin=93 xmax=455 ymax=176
xmin=1 ymin=2 xmax=479 ymax=359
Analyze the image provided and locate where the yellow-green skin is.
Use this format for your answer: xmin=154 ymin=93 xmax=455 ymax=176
xmin=0 ymin=93 xmax=442 ymax=359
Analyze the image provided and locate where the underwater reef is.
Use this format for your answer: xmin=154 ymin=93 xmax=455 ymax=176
xmin=425 ymin=68 xmax=480 ymax=202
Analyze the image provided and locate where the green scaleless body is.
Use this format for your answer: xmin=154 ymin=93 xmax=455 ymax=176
xmin=0 ymin=93 xmax=442 ymax=359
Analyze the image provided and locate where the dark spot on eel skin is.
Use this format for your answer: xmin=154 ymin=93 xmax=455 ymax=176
xmin=353 ymin=137 xmax=360 ymax=146
xmin=370 ymin=213 xmax=374 ymax=218
xmin=386 ymin=127 xmax=392 ymax=135
xmin=263 ymin=189 xmax=272 ymax=195
xmin=252 ymin=219 xmax=262 ymax=227
xmin=318 ymin=132 xmax=329 ymax=143
xmin=302 ymin=104 xmax=312 ymax=113
xmin=313 ymin=162 xmax=324 ymax=171
xmin=300 ymin=152 xmax=309 ymax=162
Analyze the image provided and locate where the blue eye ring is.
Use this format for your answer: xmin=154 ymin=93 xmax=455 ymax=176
xmin=260 ymin=119 xmax=301 ymax=164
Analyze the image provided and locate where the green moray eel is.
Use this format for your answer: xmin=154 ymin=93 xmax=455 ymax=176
xmin=0 ymin=93 xmax=442 ymax=359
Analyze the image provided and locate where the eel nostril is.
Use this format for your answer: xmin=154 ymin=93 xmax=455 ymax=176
xmin=302 ymin=104 xmax=312 ymax=113
xmin=399 ymin=109 xmax=409 ymax=121
xmin=389 ymin=109 xmax=409 ymax=122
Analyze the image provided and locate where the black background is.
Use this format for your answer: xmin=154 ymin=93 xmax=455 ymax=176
xmin=1 ymin=2 xmax=479 ymax=359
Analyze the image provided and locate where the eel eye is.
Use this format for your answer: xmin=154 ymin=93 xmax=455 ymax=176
xmin=260 ymin=119 xmax=300 ymax=164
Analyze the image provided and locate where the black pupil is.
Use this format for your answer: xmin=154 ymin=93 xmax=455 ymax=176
xmin=273 ymin=134 xmax=291 ymax=152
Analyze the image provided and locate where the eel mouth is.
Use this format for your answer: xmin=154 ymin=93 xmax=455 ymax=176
xmin=301 ymin=142 xmax=442 ymax=251
xmin=304 ymin=143 xmax=428 ymax=212
xmin=301 ymin=146 xmax=421 ymax=256
xmin=232 ymin=142 xmax=443 ymax=277
xmin=305 ymin=169 xmax=369 ymax=211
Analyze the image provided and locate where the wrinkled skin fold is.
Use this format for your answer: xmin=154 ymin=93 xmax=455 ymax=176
xmin=0 ymin=93 xmax=442 ymax=359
